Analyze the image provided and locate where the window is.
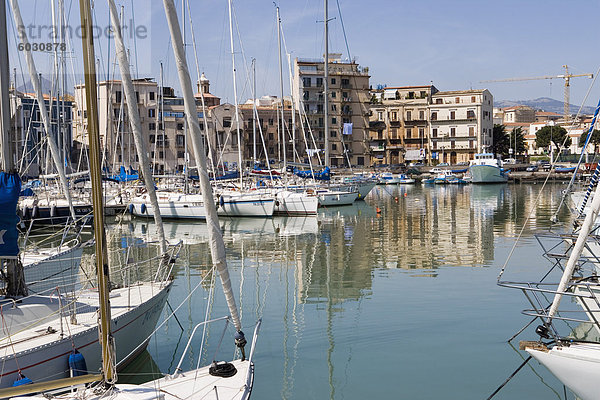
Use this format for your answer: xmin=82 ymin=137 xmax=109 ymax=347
xmin=431 ymin=112 xmax=437 ymax=121
xmin=330 ymin=130 xmax=337 ymax=138
xmin=419 ymin=110 xmax=425 ymax=120
xmin=391 ymin=128 xmax=397 ymax=139
xmin=451 ymin=141 xmax=455 ymax=149
xmin=406 ymin=127 xmax=412 ymax=139
xmin=467 ymin=110 xmax=475 ymax=119
xmin=332 ymin=143 xmax=337 ymax=151
xmin=332 ymin=117 xmax=337 ymax=124
xmin=330 ymin=104 xmax=336 ymax=111
xmin=420 ymin=91 xmax=426 ymax=98
xmin=378 ymin=111 xmax=383 ymax=121
xmin=450 ymin=111 xmax=456 ymax=120
xmin=223 ymin=118 xmax=232 ymax=128
xmin=469 ymin=127 xmax=475 ymax=136
xmin=455 ymin=97 xmax=460 ymax=103
xmin=357 ymin=156 xmax=364 ymax=166
xmin=148 ymin=108 xmax=156 ymax=118
xmin=471 ymin=96 xmax=476 ymax=103
xmin=303 ymin=77 xmax=311 ymax=87
xmin=135 ymin=91 xmax=139 ymax=102
xmin=436 ymin=98 xmax=442 ymax=104
xmin=303 ymin=91 xmax=309 ymax=101
xmin=268 ymin=118 xmax=274 ymax=126
xmin=331 ymin=78 xmax=336 ymax=85
xmin=177 ymin=123 xmax=184 ymax=130
xmin=450 ymin=127 xmax=456 ymax=137
xmin=331 ymin=91 xmax=337 ymax=98
xmin=149 ymin=134 xmax=155 ymax=143
xmin=341 ymin=78 xmax=350 ymax=86
xmin=406 ymin=111 xmax=412 ymax=121
xmin=150 ymin=91 xmax=155 ymax=101
xmin=419 ymin=128 xmax=424 ymax=138
xmin=115 ymin=91 xmax=122 ymax=103
xmin=149 ymin=122 xmax=156 ymax=131
xmin=176 ymin=135 xmax=185 ymax=147
xmin=159 ymin=151 xmax=164 ymax=159
xmin=268 ymin=133 xmax=274 ymax=140
xmin=316 ymin=77 xmax=323 ymax=86
xmin=342 ymin=91 xmax=348 ymax=98
xmin=432 ymin=128 xmax=438 ymax=138
xmin=391 ymin=111 xmax=397 ymax=121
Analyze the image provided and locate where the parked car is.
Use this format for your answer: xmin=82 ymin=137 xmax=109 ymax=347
xmin=429 ymin=167 xmax=444 ymax=174
xmin=540 ymin=162 xmax=552 ymax=171
xmin=526 ymin=165 xmax=538 ymax=172
xmin=437 ymin=163 xmax=449 ymax=167
xmin=456 ymin=161 xmax=469 ymax=166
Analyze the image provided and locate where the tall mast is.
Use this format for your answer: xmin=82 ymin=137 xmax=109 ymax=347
xmin=228 ymin=0 xmax=244 ymax=187
xmin=163 ymin=0 xmax=243 ymax=335
xmin=0 ymin=0 xmax=12 ymax=171
xmin=277 ymin=6 xmax=286 ymax=171
xmin=79 ymin=0 xmax=115 ymax=383
xmin=108 ymin=0 xmax=167 ymax=255
xmin=9 ymin=0 xmax=76 ymax=220
xmin=323 ymin=0 xmax=330 ymax=167
xmin=252 ymin=58 xmax=257 ymax=164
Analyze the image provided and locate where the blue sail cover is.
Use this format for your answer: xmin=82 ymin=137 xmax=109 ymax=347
xmin=111 ymin=166 xmax=139 ymax=182
xmin=294 ymin=166 xmax=331 ymax=181
xmin=0 ymin=172 xmax=21 ymax=257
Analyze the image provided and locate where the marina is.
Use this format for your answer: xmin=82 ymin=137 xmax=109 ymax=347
xmin=3 ymin=0 xmax=600 ymax=398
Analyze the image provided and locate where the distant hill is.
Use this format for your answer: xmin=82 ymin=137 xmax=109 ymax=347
xmin=16 ymin=75 xmax=56 ymax=95
xmin=495 ymin=97 xmax=596 ymax=116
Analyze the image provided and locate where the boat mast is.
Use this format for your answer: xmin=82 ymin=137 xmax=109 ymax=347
xmin=277 ymin=6 xmax=286 ymax=172
xmin=0 ymin=0 xmax=12 ymax=170
xmin=323 ymin=0 xmax=330 ymax=167
xmin=547 ymin=180 xmax=600 ymax=323
xmin=9 ymin=0 xmax=76 ymax=221
xmin=162 ymin=0 xmax=244 ymax=337
xmin=108 ymin=0 xmax=167 ymax=255
xmin=227 ymin=0 xmax=244 ymax=188
xmin=252 ymin=58 xmax=257 ymax=164
xmin=79 ymin=0 xmax=115 ymax=383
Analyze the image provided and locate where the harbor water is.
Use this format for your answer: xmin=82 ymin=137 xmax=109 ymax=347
xmin=115 ymin=183 xmax=575 ymax=399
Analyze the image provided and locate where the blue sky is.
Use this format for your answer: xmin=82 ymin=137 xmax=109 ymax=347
xmin=8 ymin=0 xmax=600 ymax=110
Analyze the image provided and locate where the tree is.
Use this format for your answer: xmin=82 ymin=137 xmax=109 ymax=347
xmin=509 ymin=127 xmax=526 ymax=155
xmin=580 ymin=129 xmax=600 ymax=153
xmin=535 ymin=125 xmax=571 ymax=152
xmin=491 ymin=124 xmax=510 ymax=156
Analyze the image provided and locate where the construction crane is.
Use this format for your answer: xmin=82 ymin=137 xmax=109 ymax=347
xmin=480 ymin=65 xmax=593 ymax=121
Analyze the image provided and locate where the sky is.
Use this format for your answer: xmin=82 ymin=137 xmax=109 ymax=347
xmin=7 ymin=0 xmax=600 ymax=110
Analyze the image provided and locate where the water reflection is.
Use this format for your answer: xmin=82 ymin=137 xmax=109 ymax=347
xmin=107 ymin=183 xmax=572 ymax=398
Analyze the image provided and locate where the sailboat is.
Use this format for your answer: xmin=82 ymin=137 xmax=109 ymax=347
xmin=0 ymin=1 xmax=259 ymax=398
xmin=498 ymin=105 xmax=600 ymax=399
xmin=0 ymin=0 xmax=182 ymax=390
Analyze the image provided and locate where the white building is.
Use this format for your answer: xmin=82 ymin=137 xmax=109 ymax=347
xmin=429 ymin=89 xmax=493 ymax=164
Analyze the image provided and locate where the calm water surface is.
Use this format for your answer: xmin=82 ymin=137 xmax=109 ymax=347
xmin=117 ymin=183 xmax=577 ymax=399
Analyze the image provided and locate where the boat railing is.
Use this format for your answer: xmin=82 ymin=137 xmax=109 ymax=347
xmin=499 ymin=278 xmax=600 ymax=341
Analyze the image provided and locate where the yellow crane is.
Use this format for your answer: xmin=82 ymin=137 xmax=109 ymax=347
xmin=480 ymin=65 xmax=593 ymax=121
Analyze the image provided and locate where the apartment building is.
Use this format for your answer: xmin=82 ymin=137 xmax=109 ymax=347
xmin=293 ymin=54 xmax=371 ymax=168
xmin=73 ymin=74 xmax=223 ymax=174
xmin=239 ymin=96 xmax=306 ymax=166
xmin=10 ymin=90 xmax=73 ymax=178
xmin=429 ymin=89 xmax=494 ymax=164
xmin=369 ymin=85 xmax=438 ymax=165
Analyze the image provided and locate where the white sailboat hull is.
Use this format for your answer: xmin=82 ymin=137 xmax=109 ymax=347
xmin=317 ymin=190 xmax=358 ymax=206
xmin=0 ymin=282 xmax=172 ymax=388
xmin=217 ymin=192 xmax=275 ymax=217
xmin=527 ymin=344 xmax=600 ymax=400
xmin=130 ymin=193 xmax=207 ymax=219
xmin=274 ymin=190 xmax=318 ymax=215
xmin=22 ymin=245 xmax=84 ymax=294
